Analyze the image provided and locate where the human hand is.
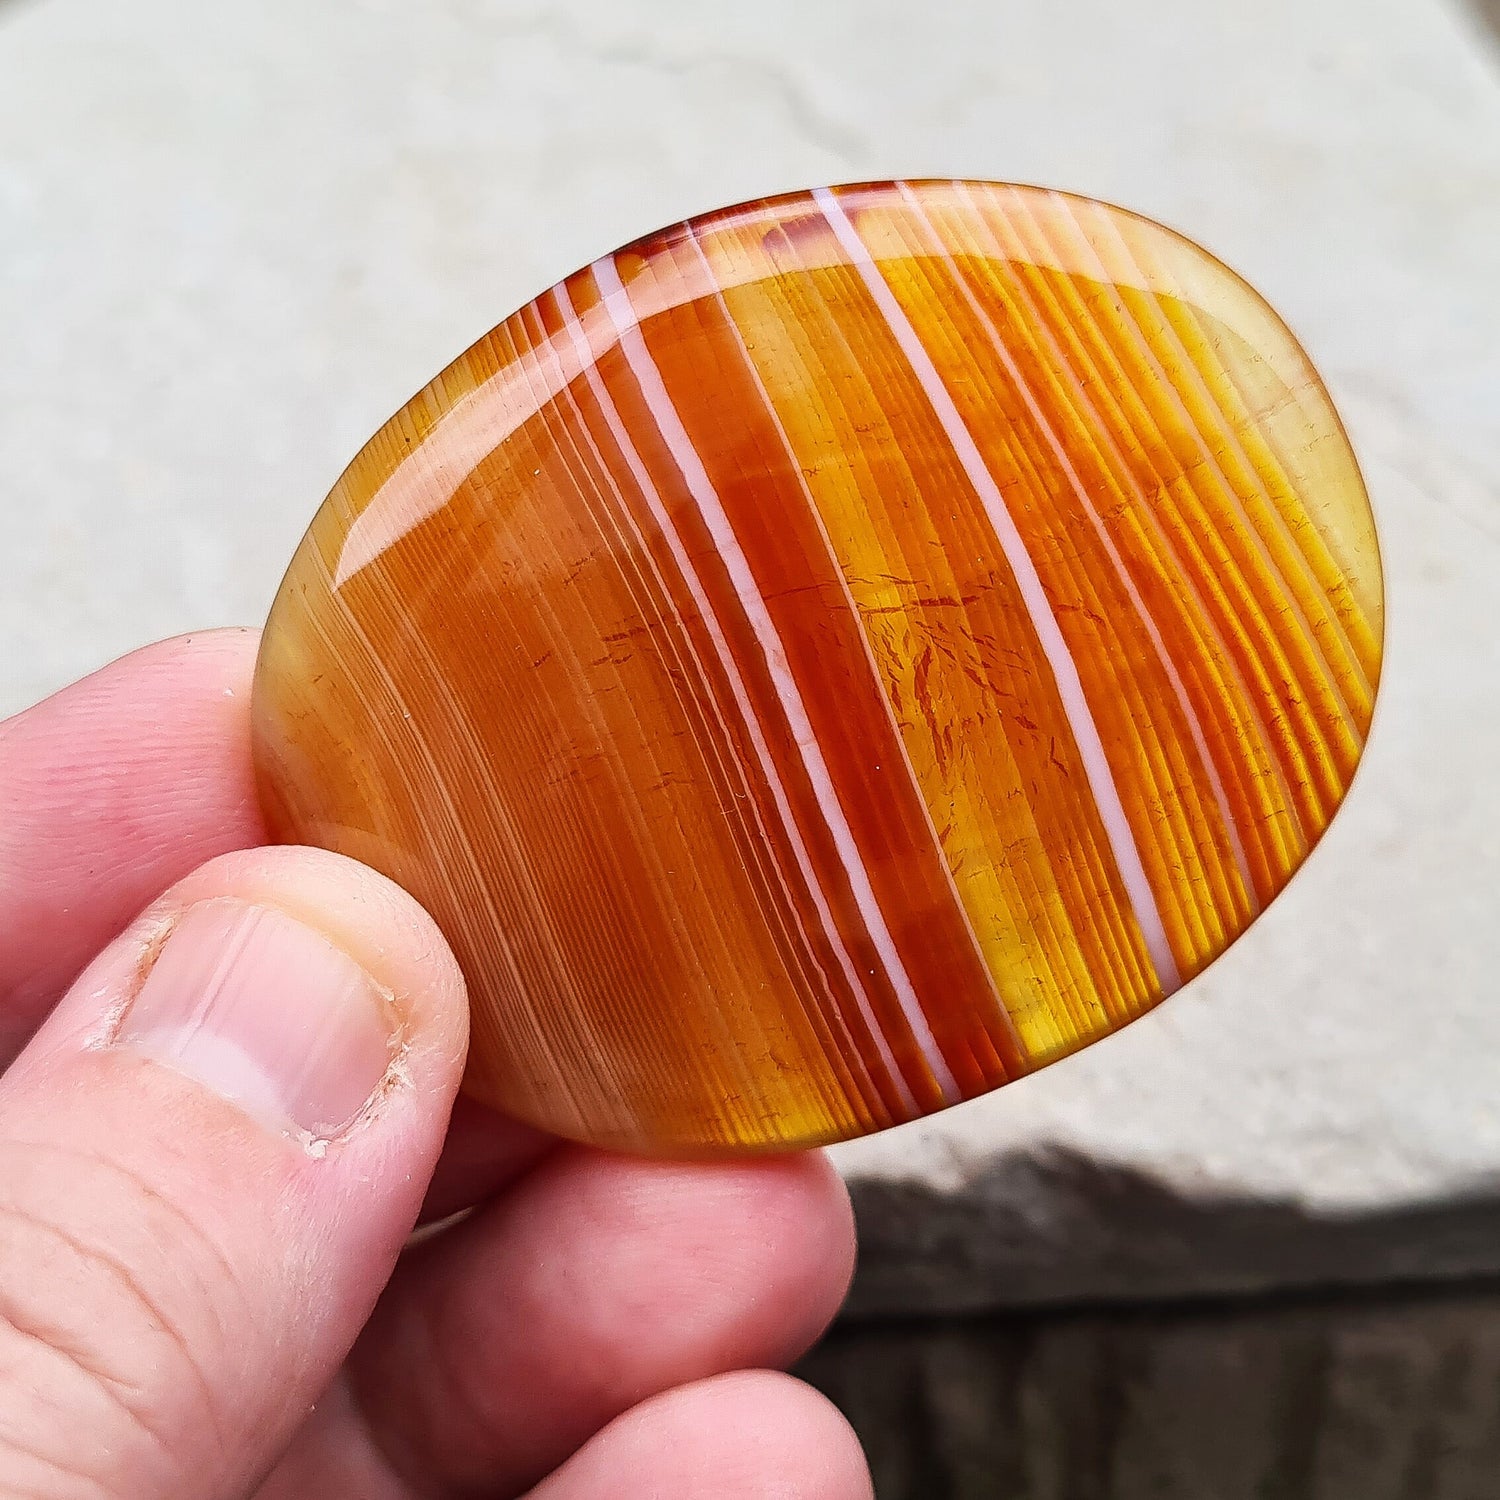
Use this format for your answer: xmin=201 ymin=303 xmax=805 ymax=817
xmin=0 ymin=629 xmax=870 ymax=1499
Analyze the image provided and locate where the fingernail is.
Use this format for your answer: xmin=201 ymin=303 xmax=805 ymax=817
xmin=116 ymin=899 xmax=399 ymax=1140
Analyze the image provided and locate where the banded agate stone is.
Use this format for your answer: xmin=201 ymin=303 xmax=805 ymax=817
xmin=252 ymin=181 xmax=1383 ymax=1154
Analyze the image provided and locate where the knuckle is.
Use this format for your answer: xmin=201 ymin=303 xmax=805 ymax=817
xmin=0 ymin=1140 xmax=234 ymax=1492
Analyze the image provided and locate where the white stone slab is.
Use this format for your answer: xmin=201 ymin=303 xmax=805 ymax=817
xmin=2 ymin=0 xmax=1497 ymax=1302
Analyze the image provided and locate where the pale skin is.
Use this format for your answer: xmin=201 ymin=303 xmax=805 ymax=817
xmin=0 ymin=628 xmax=872 ymax=1499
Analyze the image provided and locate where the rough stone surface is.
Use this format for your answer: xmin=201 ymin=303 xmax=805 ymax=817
xmin=2 ymin=0 xmax=1498 ymax=1301
xmin=799 ymin=1283 xmax=1500 ymax=1499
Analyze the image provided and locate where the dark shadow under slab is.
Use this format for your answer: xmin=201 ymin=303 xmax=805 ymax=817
xmin=844 ymin=1148 xmax=1500 ymax=1318
xmin=1463 ymin=0 xmax=1500 ymax=53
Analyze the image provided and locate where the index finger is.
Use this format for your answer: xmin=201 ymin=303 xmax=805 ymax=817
xmin=0 ymin=628 xmax=266 ymax=1058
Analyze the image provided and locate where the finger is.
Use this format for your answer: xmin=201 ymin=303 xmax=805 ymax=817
xmin=0 ymin=629 xmax=265 ymax=1053
xmin=418 ymin=1093 xmax=555 ymax=1226
xmin=0 ymin=845 xmax=467 ymax=1499
xmin=352 ymin=1145 xmax=856 ymax=1496
xmin=528 ymin=1372 xmax=873 ymax=1500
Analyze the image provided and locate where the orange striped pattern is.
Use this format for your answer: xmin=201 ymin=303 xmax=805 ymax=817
xmin=252 ymin=181 xmax=1382 ymax=1153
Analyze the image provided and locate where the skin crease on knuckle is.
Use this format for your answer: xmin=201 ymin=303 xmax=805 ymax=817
xmin=0 ymin=1143 xmax=232 ymax=1495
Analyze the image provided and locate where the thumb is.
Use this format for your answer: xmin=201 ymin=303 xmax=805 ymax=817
xmin=0 ymin=845 xmax=469 ymax=1498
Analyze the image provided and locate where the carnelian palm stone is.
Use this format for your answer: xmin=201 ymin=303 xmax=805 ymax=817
xmin=253 ymin=180 xmax=1383 ymax=1154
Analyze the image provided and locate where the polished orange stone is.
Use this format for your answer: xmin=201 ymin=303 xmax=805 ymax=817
xmin=252 ymin=180 xmax=1383 ymax=1154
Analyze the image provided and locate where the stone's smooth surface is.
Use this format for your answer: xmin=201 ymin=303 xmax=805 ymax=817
xmin=252 ymin=180 xmax=1381 ymax=1154
xmin=254 ymin=182 xmax=1383 ymax=1151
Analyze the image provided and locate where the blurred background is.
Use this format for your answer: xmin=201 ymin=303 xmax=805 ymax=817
xmin=3 ymin=0 xmax=1498 ymax=1494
